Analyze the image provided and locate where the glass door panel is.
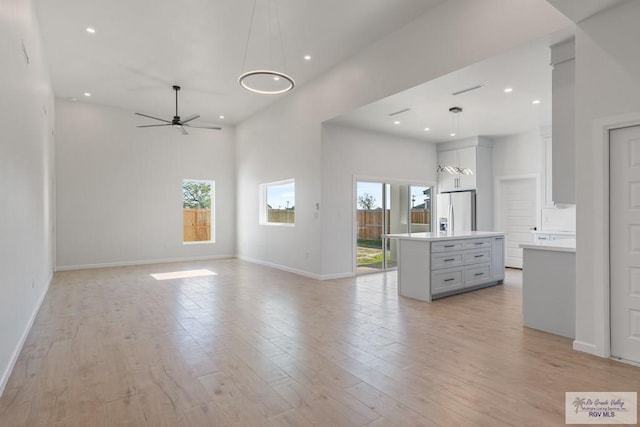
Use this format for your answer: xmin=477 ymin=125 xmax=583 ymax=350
xmin=356 ymin=181 xmax=390 ymax=274
xmin=409 ymin=186 xmax=432 ymax=233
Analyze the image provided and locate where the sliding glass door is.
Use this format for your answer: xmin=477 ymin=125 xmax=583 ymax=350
xmin=356 ymin=181 xmax=391 ymax=274
xmin=356 ymin=181 xmax=432 ymax=275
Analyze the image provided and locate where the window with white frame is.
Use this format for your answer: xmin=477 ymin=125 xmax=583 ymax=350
xmin=182 ymin=179 xmax=214 ymax=243
xmin=260 ymin=179 xmax=295 ymax=225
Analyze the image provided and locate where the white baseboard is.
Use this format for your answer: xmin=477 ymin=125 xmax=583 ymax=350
xmin=238 ymin=256 xmax=355 ymax=281
xmin=55 ymin=254 xmax=235 ymax=271
xmin=0 ymin=273 xmax=52 ymax=398
xmin=237 ymin=256 xmax=315 ymax=280
xmin=573 ymin=339 xmax=598 ymax=355
xmin=318 ymin=272 xmax=355 ymax=280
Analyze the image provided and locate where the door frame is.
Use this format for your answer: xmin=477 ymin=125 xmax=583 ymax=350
xmin=352 ymin=175 xmax=436 ymax=275
xmin=583 ymin=112 xmax=640 ymax=359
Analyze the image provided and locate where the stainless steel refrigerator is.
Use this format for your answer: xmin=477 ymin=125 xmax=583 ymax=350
xmin=436 ymin=190 xmax=476 ymax=232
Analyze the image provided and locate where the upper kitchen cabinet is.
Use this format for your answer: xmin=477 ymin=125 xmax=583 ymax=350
xmin=437 ymin=146 xmax=477 ymax=191
xmin=550 ymin=38 xmax=575 ymax=204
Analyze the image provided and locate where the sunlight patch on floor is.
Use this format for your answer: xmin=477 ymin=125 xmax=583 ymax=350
xmin=150 ymin=269 xmax=217 ymax=280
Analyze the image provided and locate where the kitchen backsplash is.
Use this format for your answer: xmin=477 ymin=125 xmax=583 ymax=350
xmin=541 ymin=205 xmax=576 ymax=232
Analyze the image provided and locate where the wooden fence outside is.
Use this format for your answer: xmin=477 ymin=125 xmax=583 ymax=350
xmin=268 ymin=209 xmax=295 ymax=224
xmin=357 ymin=209 xmax=431 ymax=240
xmin=183 ymin=208 xmax=211 ymax=242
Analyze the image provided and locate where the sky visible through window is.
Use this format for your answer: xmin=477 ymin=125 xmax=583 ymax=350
xmin=410 ymin=186 xmax=430 ymax=208
xmin=357 ymin=182 xmax=430 ymax=209
xmin=267 ymin=181 xmax=295 ymax=209
xmin=357 ymin=182 xmax=387 ymax=209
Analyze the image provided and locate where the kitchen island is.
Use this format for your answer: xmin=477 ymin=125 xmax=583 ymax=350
xmin=520 ymin=239 xmax=575 ymax=338
xmin=385 ymin=231 xmax=505 ymax=302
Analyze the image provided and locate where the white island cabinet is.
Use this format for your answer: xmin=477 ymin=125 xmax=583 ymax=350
xmin=386 ymin=231 xmax=505 ymax=302
xmin=520 ymin=239 xmax=575 ymax=338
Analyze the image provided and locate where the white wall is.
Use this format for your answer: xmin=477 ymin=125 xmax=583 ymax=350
xmin=573 ymin=0 xmax=640 ymax=356
xmin=236 ymin=0 xmax=570 ymax=277
xmin=321 ymin=124 xmax=437 ymax=277
xmin=492 ymin=130 xmax=542 ymax=177
xmin=55 ymin=100 xmax=235 ymax=269
xmin=0 ymin=0 xmax=55 ymax=395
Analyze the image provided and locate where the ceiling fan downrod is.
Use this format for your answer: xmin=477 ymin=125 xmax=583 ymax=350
xmin=173 ymin=85 xmax=180 ymax=120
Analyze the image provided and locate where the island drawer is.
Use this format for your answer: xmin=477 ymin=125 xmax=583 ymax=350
xmin=431 ymin=252 xmax=464 ymax=269
xmin=431 ymin=241 xmax=464 ymax=252
xmin=464 ymin=249 xmax=491 ymax=265
xmin=464 ymin=263 xmax=491 ymax=286
xmin=463 ymin=238 xmax=491 ymax=249
xmin=431 ymin=268 xmax=464 ymax=294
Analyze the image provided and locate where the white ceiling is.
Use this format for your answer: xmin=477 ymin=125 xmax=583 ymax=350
xmin=34 ymin=0 xmax=444 ymax=126
xmin=547 ymin=0 xmax=630 ymax=23
xmin=330 ymin=38 xmax=555 ymax=143
xmin=327 ymin=0 xmax=630 ymax=144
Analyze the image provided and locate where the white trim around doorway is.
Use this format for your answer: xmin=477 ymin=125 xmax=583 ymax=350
xmin=586 ymin=112 xmax=640 ymax=359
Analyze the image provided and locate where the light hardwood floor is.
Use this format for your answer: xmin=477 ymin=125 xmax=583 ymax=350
xmin=0 ymin=260 xmax=638 ymax=426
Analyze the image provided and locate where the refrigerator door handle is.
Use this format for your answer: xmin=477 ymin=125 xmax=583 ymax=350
xmin=449 ymin=203 xmax=454 ymax=232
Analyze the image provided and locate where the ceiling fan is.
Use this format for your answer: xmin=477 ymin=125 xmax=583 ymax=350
xmin=135 ymin=85 xmax=221 ymax=135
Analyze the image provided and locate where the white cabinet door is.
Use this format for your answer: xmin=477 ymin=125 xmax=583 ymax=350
xmin=456 ymin=146 xmax=477 ymax=190
xmin=437 ymin=150 xmax=457 ymax=192
xmin=438 ymin=147 xmax=477 ymax=192
xmin=491 ymin=236 xmax=505 ymax=281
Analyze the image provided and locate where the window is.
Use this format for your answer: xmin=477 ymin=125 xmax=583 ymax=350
xmin=261 ymin=179 xmax=295 ymax=225
xmin=182 ymin=179 xmax=214 ymax=243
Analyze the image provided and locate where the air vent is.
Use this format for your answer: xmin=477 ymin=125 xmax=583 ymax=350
xmin=451 ymin=84 xmax=483 ymax=96
xmin=388 ymin=107 xmax=411 ymax=117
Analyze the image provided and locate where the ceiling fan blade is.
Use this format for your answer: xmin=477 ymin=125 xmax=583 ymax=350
xmin=136 ymin=124 xmax=172 ymax=128
xmin=180 ymin=114 xmax=200 ymax=124
xmin=175 ymin=125 xmax=188 ymax=135
xmin=183 ymin=124 xmax=222 ymax=130
xmin=134 ymin=112 xmax=171 ymax=123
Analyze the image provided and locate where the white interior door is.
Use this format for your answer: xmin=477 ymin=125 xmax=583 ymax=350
xmin=501 ymin=178 xmax=536 ymax=268
xmin=610 ymin=125 xmax=640 ymax=363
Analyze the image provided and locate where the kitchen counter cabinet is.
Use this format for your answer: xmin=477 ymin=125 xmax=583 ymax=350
xmin=520 ymin=240 xmax=575 ymax=338
xmin=386 ymin=232 xmax=505 ymax=302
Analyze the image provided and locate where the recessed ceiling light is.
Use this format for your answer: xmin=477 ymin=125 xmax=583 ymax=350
xmin=219 ymin=115 xmax=225 ymax=119
xmin=532 ymin=99 xmax=541 ymax=104
xmin=304 ymin=55 xmax=311 ymax=61
xmin=86 ymin=27 xmax=96 ymax=34
xmin=504 ymin=87 xmax=513 ymax=93
xmin=450 ymin=133 xmax=456 ymax=137
xmin=69 ymin=97 xmax=78 ymax=102
xmin=83 ymin=92 xmax=91 ymax=97
xmin=273 ymin=76 xmax=280 ymax=81
xmin=394 ymin=121 xmax=400 ymax=125
xmin=424 ymin=127 xmax=430 ymax=131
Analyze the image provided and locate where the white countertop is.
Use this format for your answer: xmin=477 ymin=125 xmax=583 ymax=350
xmin=520 ymin=238 xmax=576 ymax=253
xmin=385 ymin=231 xmax=504 ymax=241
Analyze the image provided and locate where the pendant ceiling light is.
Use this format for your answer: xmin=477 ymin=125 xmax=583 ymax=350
xmin=449 ymin=106 xmax=462 ymax=137
xmin=239 ymin=0 xmax=295 ymax=95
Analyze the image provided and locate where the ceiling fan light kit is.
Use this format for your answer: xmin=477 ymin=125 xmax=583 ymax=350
xmin=134 ymin=86 xmax=222 ymax=135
